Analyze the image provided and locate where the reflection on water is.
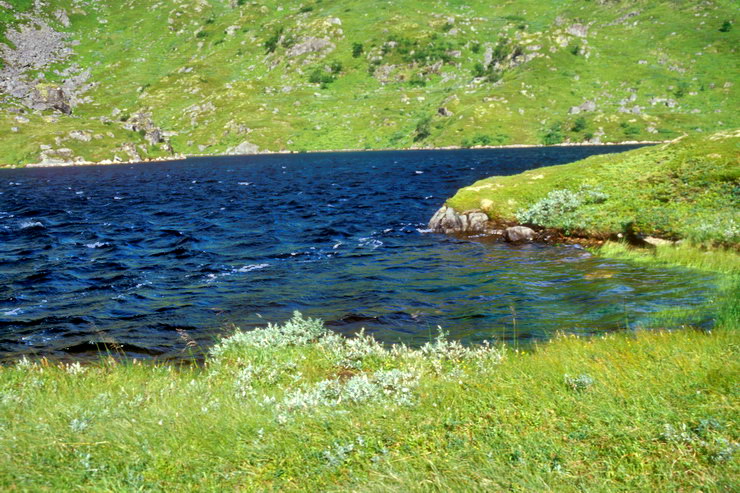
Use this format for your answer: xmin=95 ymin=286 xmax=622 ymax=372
xmin=0 ymin=146 xmax=715 ymax=359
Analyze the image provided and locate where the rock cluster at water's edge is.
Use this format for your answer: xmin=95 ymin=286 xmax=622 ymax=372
xmin=428 ymin=205 xmax=538 ymax=243
xmin=428 ymin=206 xmax=489 ymax=234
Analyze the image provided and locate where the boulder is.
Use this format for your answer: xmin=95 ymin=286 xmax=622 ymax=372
xmin=437 ymin=107 xmax=454 ymax=117
xmin=504 ymin=226 xmax=535 ymax=242
xmin=226 ymin=141 xmax=260 ymax=155
xmin=467 ymin=212 xmax=489 ymax=232
xmin=69 ymin=130 xmax=92 ymax=142
xmin=568 ymin=100 xmax=596 ymax=115
xmin=124 ymin=112 xmax=167 ymax=147
xmin=428 ymin=206 xmax=490 ymax=234
xmin=566 ymin=24 xmax=589 ymax=38
xmin=31 ymin=85 xmax=71 ymax=114
xmin=286 ymin=37 xmax=335 ymax=57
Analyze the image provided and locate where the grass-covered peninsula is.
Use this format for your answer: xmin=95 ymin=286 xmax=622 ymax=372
xmin=445 ymin=130 xmax=739 ymax=246
xmin=1 ymin=0 xmax=739 ymax=166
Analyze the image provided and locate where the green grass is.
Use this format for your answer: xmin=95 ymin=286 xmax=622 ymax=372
xmin=1 ymin=0 xmax=739 ymax=165
xmin=0 ymin=311 xmax=737 ymax=491
xmin=447 ymin=130 xmax=740 ymax=245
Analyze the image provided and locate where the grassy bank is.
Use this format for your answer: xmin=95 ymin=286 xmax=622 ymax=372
xmin=447 ymin=130 xmax=739 ymax=246
xmin=0 ymin=300 xmax=737 ymax=491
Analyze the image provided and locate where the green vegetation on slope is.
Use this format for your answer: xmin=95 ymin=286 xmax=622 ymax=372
xmin=1 ymin=0 xmax=739 ymax=165
xmin=446 ymin=130 xmax=740 ymax=245
xmin=0 ymin=312 xmax=737 ymax=491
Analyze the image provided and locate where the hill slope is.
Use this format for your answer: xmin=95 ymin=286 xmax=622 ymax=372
xmin=1 ymin=0 xmax=738 ymax=166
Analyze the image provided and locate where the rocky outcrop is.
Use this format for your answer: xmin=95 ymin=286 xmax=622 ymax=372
xmin=428 ymin=206 xmax=490 ymax=234
xmin=568 ymin=100 xmax=597 ymax=114
xmin=0 ymin=9 xmax=92 ymax=113
xmin=225 ymin=141 xmax=259 ymax=155
xmin=429 ymin=206 xmax=538 ymax=243
xmin=286 ymin=37 xmax=335 ymax=57
xmin=30 ymin=84 xmax=71 ymax=114
xmin=123 ymin=112 xmax=170 ymax=149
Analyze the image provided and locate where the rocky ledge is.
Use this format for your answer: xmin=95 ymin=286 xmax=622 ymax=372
xmin=428 ymin=205 xmax=537 ymax=243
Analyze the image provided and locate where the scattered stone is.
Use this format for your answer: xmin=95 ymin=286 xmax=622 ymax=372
xmin=566 ymin=24 xmax=589 ymax=38
xmin=286 ymin=37 xmax=335 ymax=57
xmin=123 ymin=112 xmax=167 ymax=147
xmin=372 ymin=64 xmax=396 ymax=84
xmin=568 ymin=100 xmax=597 ymax=114
xmin=30 ymin=84 xmax=71 ymax=114
xmin=437 ymin=107 xmax=454 ymax=117
xmin=54 ymin=9 xmax=70 ymax=28
xmin=69 ymin=130 xmax=92 ymax=142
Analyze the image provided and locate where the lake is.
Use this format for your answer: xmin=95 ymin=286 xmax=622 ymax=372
xmin=0 ymin=146 xmax=715 ymax=359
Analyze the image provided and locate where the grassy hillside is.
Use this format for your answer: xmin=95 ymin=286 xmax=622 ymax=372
xmin=1 ymin=0 xmax=738 ymax=165
xmin=446 ymin=130 xmax=740 ymax=245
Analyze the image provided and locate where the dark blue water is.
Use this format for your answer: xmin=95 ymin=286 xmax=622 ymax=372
xmin=0 ymin=147 xmax=715 ymax=359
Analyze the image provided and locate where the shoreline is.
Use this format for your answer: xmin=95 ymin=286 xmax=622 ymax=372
xmin=10 ymin=139 xmax=667 ymax=169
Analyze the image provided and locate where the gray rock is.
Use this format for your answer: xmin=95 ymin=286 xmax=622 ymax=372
xmin=286 ymin=37 xmax=335 ymax=57
xmin=225 ymin=141 xmax=260 ymax=155
xmin=437 ymin=107 xmax=454 ymax=117
xmin=54 ymin=9 xmax=70 ymax=28
xmin=504 ymin=226 xmax=535 ymax=242
xmin=124 ymin=112 xmax=167 ymax=146
xmin=568 ymin=100 xmax=597 ymax=114
xmin=372 ymin=64 xmax=396 ymax=83
xmin=467 ymin=212 xmax=489 ymax=232
xmin=429 ymin=206 xmax=460 ymax=233
xmin=566 ymin=24 xmax=589 ymax=38
xmin=28 ymin=85 xmax=71 ymax=113
xmin=428 ymin=206 xmax=490 ymax=234
xmin=69 ymin=130 xmax=92 ymax=142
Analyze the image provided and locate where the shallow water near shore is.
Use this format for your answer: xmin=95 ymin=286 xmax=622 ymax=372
xmin=0 ymin=146 xmax=716 ymax=360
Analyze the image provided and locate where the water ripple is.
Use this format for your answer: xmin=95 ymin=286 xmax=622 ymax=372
xmin=0 ymin=146 xmax=716 ymax=359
